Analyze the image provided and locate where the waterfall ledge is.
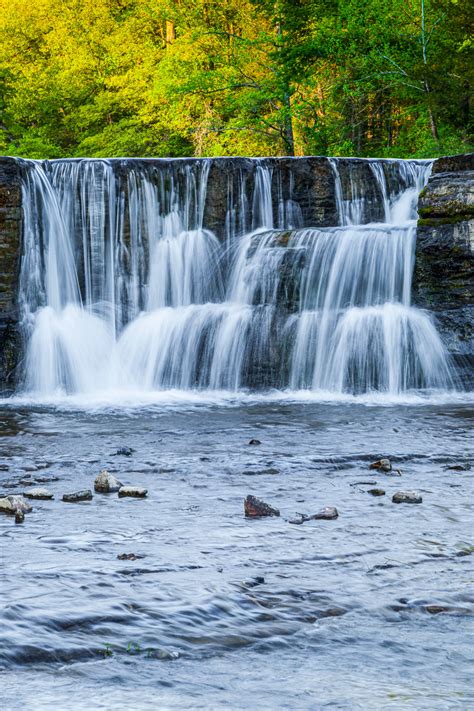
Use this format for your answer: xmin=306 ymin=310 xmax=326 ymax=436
xmin=0 ymin=154 xmax=472 ymax=396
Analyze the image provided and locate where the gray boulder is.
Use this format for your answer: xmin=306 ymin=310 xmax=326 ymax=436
xmin=24 ymin=488 xmax=54 ymax=500
xmin=62 ymin=490 xmax=93 ymax=503
xmin=392 ymin=491 xmax=423 ymax=504
xmin=118 ymin=486 xmax=147 ymax=498
xmin=94 ymin=469 xmax=123 ymax=493
xmin=0 ymin=495 xmax=32 ymax=514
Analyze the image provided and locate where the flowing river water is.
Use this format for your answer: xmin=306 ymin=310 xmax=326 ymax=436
xmin=0 ymin=397 xmax=473 ymax=709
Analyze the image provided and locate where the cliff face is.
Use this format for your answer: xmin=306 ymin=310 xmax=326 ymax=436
xmin=0 ymin=158 xmax=22 ymax=393
xmin=414 ymin=154 xmax=474 ymax=385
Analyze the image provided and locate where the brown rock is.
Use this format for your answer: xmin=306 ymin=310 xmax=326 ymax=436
xmin=369 ymin=458 xmax=392 ymax=472
xmin=244 ymin=495 xmax=280 ymax=518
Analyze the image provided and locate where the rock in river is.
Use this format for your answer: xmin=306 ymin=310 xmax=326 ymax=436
xmin=312 ymin=506 xmax=339 ymax=520
xmin=24 ymin=488 xmax=54 ymax=500
xmin=392 ymin=491 xmax=423 ymax=504
xmin=244 ymin=495 xmax=280 ymax=517
xmin=0 ymin=495 xmax=33 ymax=514
xmin=368 ymin=488 xmax=386 ymax=497
xmin=369 ymin=458 xmax=392 ymax=472
xmin=114 ymin=447 xmax=134 ymax=456
xmin=94 ymin=469 xmax=123 ymax=493
xmin=62 ymin=490 xmax=93 ymax=503
xmin=289 ymin=506 xmax=339 ymax=524
xmin=248 ymin=439 xmax=262 ymax=446
xmin=118 ymin=486 xmax=147 ymax=498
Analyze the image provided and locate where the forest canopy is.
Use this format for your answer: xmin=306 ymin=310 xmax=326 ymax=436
xmin=0 ymin=0 xmax=472 ymax=159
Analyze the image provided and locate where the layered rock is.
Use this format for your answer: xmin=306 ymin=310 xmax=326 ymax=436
xmin=414 ymin=153 xmax=474 ymax=386
xmin=0 ymin=158 xmax=22 ymax=393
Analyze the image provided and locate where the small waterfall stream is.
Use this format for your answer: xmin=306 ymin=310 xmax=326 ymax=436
xmin=16 ymin=157 xmax=455 ymax=398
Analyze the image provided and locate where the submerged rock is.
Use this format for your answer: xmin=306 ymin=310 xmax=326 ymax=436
xmin=35 ymin=475 xmax=60 ymax=484
xmin=392 ymin=491 xmax=422 ymax=504
xmin=15 ymin=510 xmax=25 ymax=524
xmin=368 ymin=488 xmax=386 ymax=496
xmin=118 ymin=486 xmax=147 ymax=498
xmin=248 ymin=439 xmax=262 ymax=446
xmin=114 ymin=447 xmax=134 ymax=456
xmin=445 ymin=463 xmax=471 ymax=471
xmin=0 ymin=495 xmax=32 ymax=514
xmin=369 ymin=458 xmax=392 ymax=472
xmin=244 ymin=495 xmax=279 ymax=517
xmin=94 ymin=469 xmax=123 ymax=493
xmin=289 ymin=506 xmax=339 ymax=523
xmin=23 ymin=488 xmax=54 ymax=500
xmin=242 ymin=576 xmax=265 ymax=587
xmin=62 ymin=490 xmax=93 ymax=503
xmin=117 ymin=553 xmax=145 ymax=561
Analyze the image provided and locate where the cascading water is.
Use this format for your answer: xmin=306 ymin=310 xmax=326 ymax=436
xmin=16 ymin=156 xmax=455 ymax=399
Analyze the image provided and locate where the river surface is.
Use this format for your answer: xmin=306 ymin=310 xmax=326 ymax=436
xmin=1 ymin=395 xmax=473 ymax=710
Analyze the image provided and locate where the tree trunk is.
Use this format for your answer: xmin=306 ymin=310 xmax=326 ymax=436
xmin=166 ymin=20 xmax=175 ymax=45
xmin=424 ymin=80 xmax=439 ymax=142
xmin=282 ymin=92 xmax=295 ymax=156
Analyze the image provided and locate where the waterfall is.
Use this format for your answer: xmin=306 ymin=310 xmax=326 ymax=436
xmin=16 ymin=156 xmax=455 ymax=398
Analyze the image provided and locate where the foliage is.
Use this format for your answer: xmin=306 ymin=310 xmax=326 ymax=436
xmin=0 ymin=0 xmax=471 ymax=158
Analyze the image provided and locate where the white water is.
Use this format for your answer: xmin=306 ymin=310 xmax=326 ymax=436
xmin=16 ymin=156 xmax=456 ymax=400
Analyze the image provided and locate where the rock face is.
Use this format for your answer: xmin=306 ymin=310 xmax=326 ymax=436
xmin=414 ymin=153 xmax=474 ymax=386
xmin=0 ymin=158 xmax=22 ymax=394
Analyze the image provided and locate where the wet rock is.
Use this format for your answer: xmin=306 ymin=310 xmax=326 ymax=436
xmin=244 ymin=494 xmax=279 ymax=517
xmin=425 ymin=605 xmax=454 ymax=615
xmin=288 ymin=513 xmax=312 ymax=524
xmin=94 ymin=469 xmax=123 ymax=493
xmin=35 ymin=475 xmax=60 ymax=484
xmin=114 ymin=447 xmax=134 ymax=456
xmin=414 ymin=158 xmax=474 ymax=378
xmin=15 ymin=510 xmax=24 ymax=524
xmin=117 ymin=553 xmax=145 ymax=561
xmin=369 ymin=458 xmax=392 ymax=472
xmin=289 ymin=506 xmax=339 ymax=523
xmin=248 ymin=439 xmax=262 ymax=446
xmin=118 ymin=486 xmax=147 ymax=498
xmin=368 ymin=488 xmax=386 ymax=496
xmin=23 ymin=488 xmax=54 ymax=500
xmin=62 ymin=490 xmax=93 ymax=503
xmin=392 ymin=491 xmax=422 ymax=504
xmin=312 ymin=506 xmax=339 ymax=520
xmin=445 ymin=463 xmax=471 ymax=471
xmin=0 ymin=495 xmax=32 ymax=514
